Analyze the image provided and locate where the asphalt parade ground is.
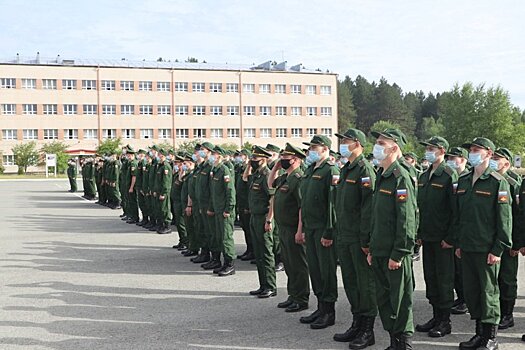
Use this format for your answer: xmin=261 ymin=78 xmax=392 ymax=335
xmin=0 ymin=179 xmax=524 ymax=350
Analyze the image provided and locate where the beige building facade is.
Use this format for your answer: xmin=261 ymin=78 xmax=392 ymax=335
xmin=0 ymin=58 xmax=338 ymax=172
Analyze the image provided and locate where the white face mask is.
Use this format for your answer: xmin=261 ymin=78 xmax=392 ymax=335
xmin=446 ymin=160 xmax=458 ymax=170
xmin=373 ymin=144 xmax=387 ymax=161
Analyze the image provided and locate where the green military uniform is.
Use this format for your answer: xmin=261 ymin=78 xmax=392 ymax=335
xmin=140 ymin=156 xmax=152 ymax=225
xmin=196 ymin=161 xmax=213 ymax=251
xmin=266 ymin=144 xmax=283 ymax=269
xmin=300 ymin=135 xmax=339 ymax=329
xmin=99 ymin=158 xmax=108 ymax=205
xmin=235 ymin=150 xmax=253 ymax=258
xmin=189 ymin=156 xmax=210 ymax=263
xmin=135 ymin=152 xmax=145 ymax=223
xmin=156 ymin=151 xmax=173 ymax=232
xmin=95 ymin=159 xmax=104 ymax=202
xmin=334 ymin=128 xmax=377 ymax=343
xmin=106 ymin=156 xmax=121 ymax=209
xmin=416 ymin=136 xmax=458 ymax=336
xmin=171 ymin=156 xmax=188 ymax=247
xmin=67 ymin=162 xmax=77 ymax=192
xmin=181 ymin=159 xmax=198 ymax=254
xmin=455 ymin=138 xmax=512 ymax=348
xmin=369 ymin=129 xmax=417 ymax=345
xmin=83 ymin=159 xmax=97 ymax=199
xmin=148 ymin=155 xmax=160 ymax=228
xmin=120 ymin=155 xmax=129 ymax=215
xmin=272 ymin=144 xmax=310 ymax=307
xmin=127 ymin=152 xmax=140 ymax=222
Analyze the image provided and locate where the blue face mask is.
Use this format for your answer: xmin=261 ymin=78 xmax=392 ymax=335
xmin=191 ymin=154 xmax=197 ymax=162
xmin=304 ymin=157 xmax=312 ymax=167
xmin=308 ymin=150 xmax=321 ymax=163
xmin=340 ymin=157 xmax=349 ymax=165
xmin=372 ymin=159 xmax=380 ymax=166
xmin=208 ymin=155 xmax=216 ymax=165
xmin=174 ymin=165 xmax=179 ymax=172
xmin=373 ymin=144 xmax=387 ymax=161
xmin=234 ymin=156 xmax=242 ymax=164
xmin=489 ymin=159 xmax=500 ymax=171
xmin=198 ymin=150 xmax=207 ymax=159
xmin=425 ymin=151 xmax=437 ymax=163
xmin=182 ymin=164 xmax=188 ymax=172
xmin=339 ymin=144 xmax=352 ymax=158
xmin=468 ymin=152 xmax=483 ymax=167
xmin=446 ymin=160 xmax=458 ymax=170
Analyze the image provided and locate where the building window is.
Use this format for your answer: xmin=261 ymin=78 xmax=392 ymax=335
xmin=103 ymin=129 xmax=116 ymax=139
xmin=140 ymin=105 xmax=153 ymax=115
xmin=291 ymin=107 xmax=302 ymax=116
xmin=192 ymin=82 xmax=205 ymax=92
xmin=226 ymin=83 xmax=238 ymax=93
xmin=259 ymin=84 xmax=270 ymax=94
xmin=193 ymin=105 xmax=205 ymax=116
xmin=158 ymin=129 xmax=171 ymax=139
xmin=82 ymin=80 xmax=97 ymax=90
xmin=157 ymin=105 xmax=171 ymax=115
xmin=291 ymin=128 xmax=302 ymax=138
xmin=321 ymin=86 xmax=332 ymax=95
xmin=176 ymin=129 xmax=189 ymax=139
xmin=139 ymin=81 xmax=152 ymax=91
xmin=22 ymin=78 xmax=36 ymax=89
xmin=120 ymin=80 xmax=134 ymax=91
xmin=62 ymin=79 xmax=77 ymax=90
xmin=244 ymin=128 xmax=255 ymax=138
xmin=260 ymin=128 xmax=271 ymax=138
xmin=175 ymin=82 xmax=188 ymax=92
xmin=2 ymin=154 xmax=15 ymax=165
xmin=101 ymin=80 xmax=115 ymax=91
xmin=227 ymin=106 xmax=239 ymax=116
xmin=275 ymin=84 xmax=286 ymax=94
xmin=243 ymin=83 xmax=255 ymax=93
xmin=243 ymin=106 xmax=255 ymax=116
xmin=23 ymin=104 xmax=37 ymax=115
xmin=176 ymin=105 xmax=188 ymax=116
xmin=276 ymin=128 xmax=287 ymax=138
xmin=43 ymin=104 xmax=58 ymax=115
xmin=157 ymin=81 xmax=170 ymax=92
xmin=291 ymin=84 xmax=301 ymax=94
xmin=306 ymin=85 xmax=317 ymax=95
xmin=83 ymin=104 xmax=98 ymax=115
xmin=43 ymin=129 xmax=58 ymax=140
xmin=193 ymin=128 xmax=206 ymax=138
xmin=84 ymin=129 xmax=98 ymax=140
xmin=63 ymin=104 xmax=78 ymax=115
xmin=42 ymin=79 xmax=57 ymax=90
xmin=23 ymin=129 xmax=38 ymax=140
xmin=210 ymin=82 xmax=222 ymax=93
xmin=210 ymin=106 xmax=223 ymax=116
xmin=210 ymin=128 xmax=223 ymax=138
xmin=306 ymin=107 xmax=317 ymax=116
xmin=1 ymin=104 xmax=16 ymax=115
xmin=1 ymin=78 xmax=16 ymax=89
xmin=102 ymin=104 xmax=116 ymax=115
xmin=306 ymin=128 xmax=317 ymax=137
xmin=122 ymin=129 xmax=135 ymax=139
xmin=259 ymin=106 xmax=271 ymax=116
xmin=227 ymin=128 xmax=239 ymax=138
xmin=320 ymin=107 xmax=332 ymax=116
xmin=321 ymin=128 xmax=333 ymax=137
xmin=275 ymin=106 xmax=287 ymax=116
xmin=121 ymin=105 xmax=135 ymax=115
xmin=64 ymin=129 xmax=78 ymax=140
xmin=2 ymin=129 xmax=17 ymax=140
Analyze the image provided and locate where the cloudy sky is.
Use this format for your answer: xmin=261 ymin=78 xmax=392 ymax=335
xmin=1 ymin=0 xmax=524 ymax=107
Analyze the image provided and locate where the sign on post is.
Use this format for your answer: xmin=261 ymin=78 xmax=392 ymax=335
xmin=515 ymin=155 xmax=522 ymax=168
xmin=45 ymin=153 xmax=57 ymax=178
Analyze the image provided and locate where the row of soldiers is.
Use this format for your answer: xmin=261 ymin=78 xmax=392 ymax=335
xmin=67 ymin=129 xmax=525 ymax=350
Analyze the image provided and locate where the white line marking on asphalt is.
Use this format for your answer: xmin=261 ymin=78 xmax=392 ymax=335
xmin=188 ymin=344 xmax=341 ymax=350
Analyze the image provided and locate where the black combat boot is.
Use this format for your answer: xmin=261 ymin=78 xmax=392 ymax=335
xmin=192 ymin=250 xmax=210 ymax=263
xmin=348 ymin=316 xmax=375 ymax=349
xmin=311 ymin=302 xmax=335 ymax=329
xmin=300 ymin=301 xmax=321 ymax=324
xmin=333 ymin=315 xmax=362 ymax=342
xmin=396 ymin=333 xmax=413 ymax=350
xmin=459 ymin=319 xmax=483 ymax=349
xmin=157 ymin=224 xmax=172 ymax=234
xmin=202 ymin=252 xmax=221 ymax=270
xmin=384 ymin=332 xmax=397 ymax=350
xmin=416 ymin=306 xmax=438 ymax=332
xmin=218 ymin=260 xmax=235 ymax=276
xmin=478 ymin=323 xmax=498 ymax=350
xmin=498 ymin=299 xmax=514 ymax=330
xmin=429 ymin=309 xmax=451 ymax=337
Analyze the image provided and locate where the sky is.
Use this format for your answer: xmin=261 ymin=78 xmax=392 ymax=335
xmin=1 ymin=0 xmax=524 ymax=107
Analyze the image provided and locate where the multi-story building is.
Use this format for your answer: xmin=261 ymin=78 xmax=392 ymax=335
xmin=0 ymin=56 xmax=338 ymax=172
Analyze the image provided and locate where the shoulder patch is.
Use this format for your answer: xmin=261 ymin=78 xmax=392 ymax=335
xmin=294 ymin=172 xmax=302 ymax=179
xmin=361 ymin=176 xmax=371 ymax=188
xmin=396 ymin=188 xmax=408 ymax=202
xmin=164 ymin=169 xmax=169 ymax=175
xmin=506 ymin=175 xmax=518 ymax=187
xmin=498 ymin=190 xmax=509 ymax=203
xmin=332 ymin=174 xmax=340 ymax=185
xmin=490 ymin=171 xmax=505 ymax=181
xmin=224 ymin=174 xmax=230 ymax=183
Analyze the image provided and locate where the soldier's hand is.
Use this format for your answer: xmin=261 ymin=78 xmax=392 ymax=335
xmin=416 ymin=239 xmax=422 ymax=246
xmin=159 ymin=195 xmax=165 ymax=201
xmin=455 ymin=248 xmax=462 ymax=259
xmin=223 ymin=212 xmax=230 ymax=218
xmin=295 ymin=232 xmax=305 ymax=245
xmin=320 ymin=238 xmax=333 ymax=247
xmin=264 ymin=222 xmax=272 ymax=232
xmin=388 ymin=258 xmax=402 ymax=270
xmin=207 ymin=210 xmax=214 ymax=216
xmin=128 ymin=188 xmax=134 ymax=193
xmin=510 ymin=249 xmax=519 ymax=257
xmin=441 ymin=240 xmax=453 ymax=249
xmin=366 ymin=254 xmax=372 ymax=266
xmin=185 ymin=207 xmax=192 ymax=216
xmin=520 ymin=247 xmax=525 ymax=256
xmin=487 ymin=253 xmax=501 ymax=265
xmin=361 ymin=247 xmax=370 ymax=255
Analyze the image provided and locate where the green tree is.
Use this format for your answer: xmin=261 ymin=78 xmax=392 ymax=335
xmin=350 ymin=75 xmax=376 ymax=133
xmin=185 ymin=57 xmax=198 ymax=63
xmin=373 ymin=78 xmax=415 ymax=136
xmin=40 ymin=141 xmax=69 ymax=174
xmin=96 ymin=138 xmax=122 ymax=155
xmin=337 ymin=78 xmax=356 ymax=132
xmin=219 ymin=142 xmax=239 ymax=153
xmin=12 ymin=141 xmax=39 ymax=174
xmin=176 ymin=140 xmax=202 ymax=154
xmin=419 ymin=117 xmax=446 ymax=140
xmin=0 ymin=151 xmax=5 ymax=174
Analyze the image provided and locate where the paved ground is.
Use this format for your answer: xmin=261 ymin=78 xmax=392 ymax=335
xmin=0 ymin=179 xmax=524 ymax=350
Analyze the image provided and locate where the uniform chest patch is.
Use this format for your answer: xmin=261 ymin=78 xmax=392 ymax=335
xmin=345 ymin=179 xmax=356 ymax=184
xmin=431 ymin=183 xmax=444 ymax=188
xmin=361 ymin=177 xmax=371 ymax=187
xmin=475 ymin=190 xmax=491 ymax=197
xmin=498 ymin=191 xmax=509 ymax=203
xmin=397 ymin=189 xmax=408 ymax=202
xmin=279 ymin=185 xmax=289 ymax=192
xmin=312 ymin=175 xmax=322 ymax=180
xmin=379 ymin=188 xmax=392 ymax=195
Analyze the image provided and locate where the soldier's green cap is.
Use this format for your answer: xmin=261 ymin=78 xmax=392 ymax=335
xmin=175 ymin=154 xmax=185 ymax=161
xmin=461 ymin=137 xmax=495 ymax=151
xmin=183 ymin=153 xmax=194 ymax=162
xmin=138 ymin=149 xmax=147 ymax=154
xmin=194 ymin=143 xmax=202 ymax=151
xmin=329 ymin=150 xmax=339 ymax=158
xmin=494 ymin=147 xmax=513 ymax=162
xmin=446 ymin=147 xmax=468 ymax=159
xmin=212 ymin=145 xmax=227 ymax=156
xmin=371 ymin=128 xmax=407 ymax=149
xmin=251 ymin=145 xmax=272 ymax=158
xmin=159 ymin=148 xmax=169 ymax=156
xmin=127 ymin=148 xmax=136 ymax=154
xmin=265 ymin=144 xmax=281 ymax=153
xmin=281 ymin=143 xmax=306 ymax=159
xmin=420 ymin=136 xmax=449 ymax=151
xmin=233 ymin=150 xmax=241 ymax=156
xmin=365 ymin=153 xmax=374 ymax=160
xmin=404 ymin=152 xmax=418 ymax=161
xmin=151 ymin=144 xmax=159 ymax=151
xmin=201 ymin=142 xmax=215 ymax=152
xmin=303 ymin=134 xmax=332 ymax=148
xmin=335 ymin=128 xmax=367 ymax=145
xmin=240 ymin=149 xmax=252 ymax=157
